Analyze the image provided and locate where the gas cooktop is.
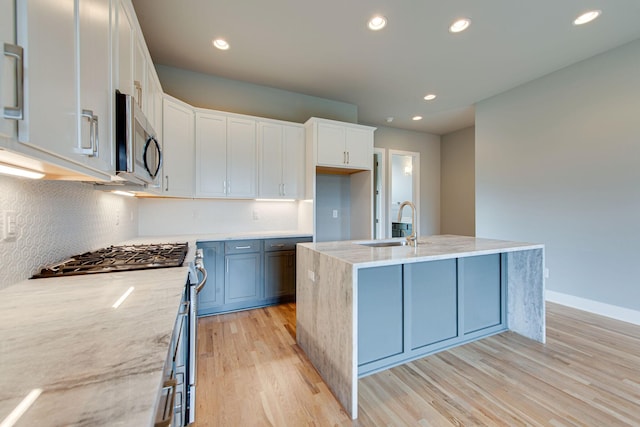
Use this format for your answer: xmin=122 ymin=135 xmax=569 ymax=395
xmin=31 ymin=242 xmax=189 ymax=279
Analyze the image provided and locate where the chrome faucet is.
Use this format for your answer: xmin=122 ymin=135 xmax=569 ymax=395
xmin=397 ymin=201 xmax=417 ymax=247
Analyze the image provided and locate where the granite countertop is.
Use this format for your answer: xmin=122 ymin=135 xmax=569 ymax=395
xmin=300 ymin=234 xmax=544 ymax=268
xmin=0 ymin=230 xmax=310 ymax=426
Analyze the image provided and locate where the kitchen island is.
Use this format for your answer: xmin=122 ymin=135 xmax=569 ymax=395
xmin=296 ymin=235 xmax=545 ymax=419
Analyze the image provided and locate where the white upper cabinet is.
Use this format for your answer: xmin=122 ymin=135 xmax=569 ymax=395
xmin=162 ymin=95 xmax=194 ymax=197
xmin=0 ymin=0 xmax=19 ymax=140
xmin=10 ymin=0 xmax=114 ymax=178
xmin=17 ymin=0 xmax=78 ymax=161
xmin=115 ymin=0 xmax=134 ymax=97
xmin=307 ymin=117 xmax=375 ymax=170
xmin=258 ymin=121 xmax=304 ymax=199
xmin=227 ymin=117 xmax=257 ymax=198
xmin=78 ymin=0 xmax=114 ymax=172
xmin=195 ymin=110 xmax=257 ymax=199
xmin=195 ymin=111 xmax=227 ymax=197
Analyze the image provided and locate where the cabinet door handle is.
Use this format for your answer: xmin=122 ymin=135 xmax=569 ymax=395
xmin=165 ymin=175 xmax=169 ymax=192
xmin=3 ymin=43 xmax=24 ymax=120
xmin=282 ymin=183 xmax=286 ymax=196
xmin=134 ymin=80 xmax=142 ymax=108
xmin=346 ymin=151 xmax=350 ymax=164
xmin=79 ymin=109 xmax=95 ymax=155
xmin=91 ymin=114 xmax=99 ymax=157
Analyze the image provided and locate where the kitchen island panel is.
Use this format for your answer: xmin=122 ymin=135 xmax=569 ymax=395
xmin=507 ymin=248 xmax=546 ymax=343
xmin=296 ymin=244 xmax=357 ymax=418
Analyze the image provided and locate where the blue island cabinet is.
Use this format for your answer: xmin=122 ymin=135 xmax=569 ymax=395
xmin=357 ymin=253 xmax=506 ymax=376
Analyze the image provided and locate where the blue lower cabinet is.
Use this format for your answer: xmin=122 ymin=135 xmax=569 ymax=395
xmin=225 ymin=252 xmax=262 ymax=304
xmin=197 ymin=237 xmax=311 ymax=316
xmin=357 ymin=254 xmax=505 ymax=376
xmin=406 ymin=259 xmax=458 ymax=350
xmin=264 ymin=250 xmax=296 ymax=299
xmin=196 ymin=242 xmax=225 ymax=316
xmin=358 ymin=265 xmax=403 ymax=365
xmin=462 ymin=254 xmax=502 ymax=334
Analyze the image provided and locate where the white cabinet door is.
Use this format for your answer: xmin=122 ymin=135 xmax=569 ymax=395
xmin=345 ymin=127 xmax=373 ymax=170
xmin=282 ymin=124 xmax=304 ymax=199
xmin=316 ymin=122 xmax=346 ymax=167
xmin=162 ymin=96 xmax=194 ymax=197
xmin=133 ymin=36 xmax=147 ymax=111
xmin=115 ymin=0 xmax=134 ymax=96
xmin=195 ymin=111 xmax=227 ymax=197
xmin=227 ymin=117 xmax=256 ymax=198
xmin=17 ymin=0 xmax=78 ymax=159
xmin=258 ymin=122 xmax=283 ymax=198
xmin=78 ymin=0 xmax=113 ymax=172
xmin=0 ymin=0 xmax=18 ymax=140
xmin=258 ymin=122 xmax=304 ymax=199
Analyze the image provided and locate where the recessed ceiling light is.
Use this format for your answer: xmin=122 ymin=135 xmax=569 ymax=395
xmin=212 ymin=38 xmax=230 ymax=50
xmin=368 ymin=15 xmax=387 ymax=31
xmin=412 ymin=116 xmax=423 ymax=121
xmin=573 ymin=10 xmax=601 ymax=26
xmin=449 ymin=18 xmax=471 ymax=33
xmin=423 ymin=94 xmax=437 ymax=101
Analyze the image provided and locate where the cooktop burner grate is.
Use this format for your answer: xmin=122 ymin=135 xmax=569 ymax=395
xmin=31 ymin=242 xmax=189 ymax=279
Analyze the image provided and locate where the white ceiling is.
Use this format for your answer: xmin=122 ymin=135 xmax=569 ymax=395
xmin=130 ymin=0 xmax=640 ymax=135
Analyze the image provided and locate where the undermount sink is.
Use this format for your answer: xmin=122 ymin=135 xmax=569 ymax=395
xmin=356 ymin=240 xmax=412 ymax=248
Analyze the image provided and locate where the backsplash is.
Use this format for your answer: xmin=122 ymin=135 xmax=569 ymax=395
xmin=138 ymin=198 xmax=307 ymax=236
xmin=0 ymin=176 xmax=138 ymax=290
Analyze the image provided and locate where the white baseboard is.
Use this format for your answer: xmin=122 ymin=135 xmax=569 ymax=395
xmin=546 ymin=290 xmax=640 ymax=326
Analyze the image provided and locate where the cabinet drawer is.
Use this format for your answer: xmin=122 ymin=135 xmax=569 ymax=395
xmin=264 ymin=237 xmax=312 ymax=252
xmin=225 ymin=240 xmax=262 ymax=254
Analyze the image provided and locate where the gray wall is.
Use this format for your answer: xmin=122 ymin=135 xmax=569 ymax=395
xmin=476 ymin=39 xmax=640 ymax=311
xmin=156 ymin=64 xmax=358 ymax=124
xmin=315 ymin=174 xmax=351 ymax=242
xmin=374 ymin=126 xmax=441 ymax=236
xmin=441 ymin=126 xmax=475 ymax=236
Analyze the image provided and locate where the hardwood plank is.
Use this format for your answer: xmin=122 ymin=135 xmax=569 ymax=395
xmin=194 ymin=302 xmax=640 ymax=426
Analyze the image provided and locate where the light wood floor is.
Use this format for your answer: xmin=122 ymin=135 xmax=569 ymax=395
xmin=194 ymin=302 xmax=640 ymax=426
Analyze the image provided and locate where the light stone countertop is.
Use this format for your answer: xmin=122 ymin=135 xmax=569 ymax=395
xmin=300 ymin=234 xmax=544 ymax=268
xmin=0 ymin=230 xmax=310 ymax=426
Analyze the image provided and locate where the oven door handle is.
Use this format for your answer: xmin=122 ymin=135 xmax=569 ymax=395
xmin=195 ymin=264 xmax=207 ymax=293
xmin=154 ymin=378 xmax=177 ymax=427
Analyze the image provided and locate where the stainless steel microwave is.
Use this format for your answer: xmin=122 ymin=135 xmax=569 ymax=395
xmin=115 ymin=91 xmax=162 ymax=186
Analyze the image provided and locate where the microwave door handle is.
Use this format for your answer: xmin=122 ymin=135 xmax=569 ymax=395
xmin=143 ymin=137 xmax=161 ymax=179
xmin=126 ymin=96 xmax=134 ymax=172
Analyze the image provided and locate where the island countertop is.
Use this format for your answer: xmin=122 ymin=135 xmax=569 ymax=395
xmin=298 ymin=234 xmax=543 ymax=268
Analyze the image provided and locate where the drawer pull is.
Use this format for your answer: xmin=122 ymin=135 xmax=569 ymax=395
xmin=235 ymin=245 xmax=251 ymax=250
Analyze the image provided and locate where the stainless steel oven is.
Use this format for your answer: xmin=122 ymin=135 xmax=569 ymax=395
xmin=186 ymin=249 xmax=207 ymax=425
xmin=155 ymin=248 xmax=206 ymax=427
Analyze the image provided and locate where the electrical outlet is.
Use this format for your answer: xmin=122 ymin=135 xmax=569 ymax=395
xmin=115 ymin=209 xmax=120 ymax=226
xmin=308 ymin=270 xmax=315 ymax=282
xmin=253 ymin=210 xmax=260 ymax=220
xmin=332 ymin=209 xmax=338 ymax=218
xmin=3 ymin=211 xmax=17 ymax=242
